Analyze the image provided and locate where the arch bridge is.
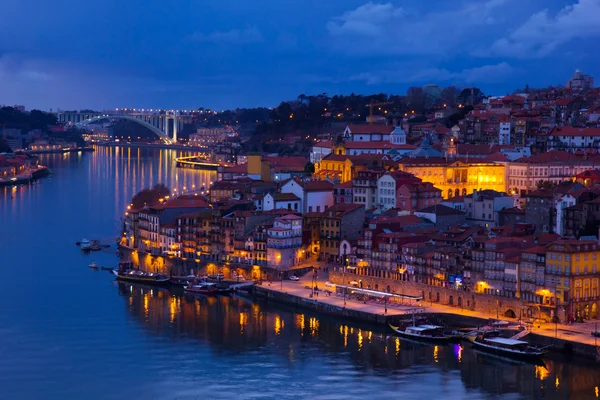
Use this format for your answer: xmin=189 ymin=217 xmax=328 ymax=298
xmin=58 ymin=111 xmax=186 ymax=144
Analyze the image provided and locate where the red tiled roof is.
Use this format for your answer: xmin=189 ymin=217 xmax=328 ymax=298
xmin=304 ymin=180 xmax=334 ymax=191
xmin=156 ymin=196 xmax=209 ymax=209
xmin=335 ymin=181 xmax=353 ymax=189
xmin=483 ymin=152 xmax=510 ymax=162
xmin=346 ymin=125 xmax=395 ymax=134
xmin=555 ymin=98 xmax=574 ymax=106
xmin=313 ymin=140 xmax=333 ymax=148
xmin=515 ymin=150 xmax=573 ymax=163
xmin=550 ymin=127 xmax=600 ymax=137
xmin=223 ymin=163 xmax=247 ymax=173
xmin=272 ymin=193 xmax=300 ymax=201
xmin=344 ymin=141 xmax=416 ymax=150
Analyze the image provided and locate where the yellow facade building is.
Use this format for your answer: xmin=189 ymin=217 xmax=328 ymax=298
xmin=314 ymin=154 xmax=388 ymax=183
xmin=546 ymin=240 xmax=600 ymax=320
xmin=396 ymin=159 xmax=506 ymax=199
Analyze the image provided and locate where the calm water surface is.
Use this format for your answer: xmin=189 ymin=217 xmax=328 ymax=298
xmin=1 ymin=146 xmax=599 ymax=400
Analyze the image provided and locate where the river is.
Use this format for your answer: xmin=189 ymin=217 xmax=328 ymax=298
xmin=1 ymin=147 xmax=599 ymax=400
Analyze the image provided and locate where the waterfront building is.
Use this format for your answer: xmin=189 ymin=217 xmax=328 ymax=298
xmin=266 ymin=214 xmax=303 ymax=270
xmin=252 ymin=223 xmax=271 ymax=267
xmin=134 ymin=197 xmax=210 ymax=255
xmin=519 ymin=245 xmax=547 ymax=307
xmin=545 ymin=240 xmax=600 ymax=321
xmin=319 ymin=203 xmax=365 ymax=262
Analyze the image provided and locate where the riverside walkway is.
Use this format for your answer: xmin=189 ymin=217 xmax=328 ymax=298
xmin=259 ymin=273 xmax=600 ymax=351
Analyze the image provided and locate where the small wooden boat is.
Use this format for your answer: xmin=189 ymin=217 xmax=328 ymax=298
xmin=472 ymin=335 xmax=548 ymax=359
xmin=184 ymin=282 xmax=219 ymax=295
xmin=389 ymin=323 xmax=462 ymax=342
xmin=112 ymin=269 xmax=170 ymax=286
xmin=89 ymin=262 xmax=99 ymax=269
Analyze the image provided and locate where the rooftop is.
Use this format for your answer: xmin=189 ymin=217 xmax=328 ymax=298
xmin=415 ymin=204 xmax=465 ymax=216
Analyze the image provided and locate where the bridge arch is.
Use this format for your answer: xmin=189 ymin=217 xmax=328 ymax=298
xmin=79 ymin=115 xmax=173 ymax=144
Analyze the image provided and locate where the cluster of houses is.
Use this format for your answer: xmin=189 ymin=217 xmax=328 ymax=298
xmin=121 ymin=71 xmax=600 ymax=321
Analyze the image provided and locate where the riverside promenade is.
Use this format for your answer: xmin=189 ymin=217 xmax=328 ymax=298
xmin=255 ymin=273 xmax=600 ymax=360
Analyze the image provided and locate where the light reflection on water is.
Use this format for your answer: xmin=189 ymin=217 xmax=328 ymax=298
xmin=0 ymin=147 xmax=599 ymax=400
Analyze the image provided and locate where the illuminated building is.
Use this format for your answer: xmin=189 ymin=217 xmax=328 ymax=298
xmin=546 ymin=240 xmax=600 ymax=321
xmin=314 ymin=153 xmax=391 ymax=183
xmin=266 ymin=214 xmax=303 ymax=270
xmin=396 ymin=158 xmax=506 ymax=199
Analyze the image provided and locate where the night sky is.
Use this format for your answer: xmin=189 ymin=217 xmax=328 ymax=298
xmin=1 ymin=0 xmax=598 ymax=110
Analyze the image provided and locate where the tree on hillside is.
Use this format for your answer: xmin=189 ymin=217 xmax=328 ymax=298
xmin=406 ymin=87 xmax=426 ymax=113
xmin=0 ymin=137 xmax=12 ymax=153
xmin=440 ymin=86 xmax=461 ymax=107
xmin=458 ymin=87 xmax=485 ymax=106
xmin=131 ymin=184 xmax=171 ymax=209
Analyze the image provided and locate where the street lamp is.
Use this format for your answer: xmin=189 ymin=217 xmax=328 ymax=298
xmin=280 ymin=271 xmax=283 ymax=290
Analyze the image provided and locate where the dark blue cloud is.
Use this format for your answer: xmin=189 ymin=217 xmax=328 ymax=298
xmin=0 ymin=0 xmax=598 ymax=110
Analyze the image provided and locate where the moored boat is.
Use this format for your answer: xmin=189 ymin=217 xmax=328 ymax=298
xmin=80 ymin=238 xmax=91 ymax=251
xmin=464 ymin=328 xmax=502 ymax=343
xmin=472 ymin=335 xmax=548 ymax=359
xmin=111 ymin=269 xmax=170 ymax=286
xmin=389 ymin=323 xmax=462 ymax=342
xmin=89 ymin=261 xmax=99 ymax=269
xmin=184 ymin=282 xmax=219 ymax=295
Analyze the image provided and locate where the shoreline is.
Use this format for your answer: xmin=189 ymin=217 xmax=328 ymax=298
xmin=94 ymin=142 xmax=206 ymax=152
xmin=251 ymin=276 xmax=600 ymax=361
xmin=0 ymin=166 xmax=51 ymax=187
xmin=24 ymin=147 xmax=94 ymax=155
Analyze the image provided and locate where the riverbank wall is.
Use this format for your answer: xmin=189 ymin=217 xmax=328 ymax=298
xmin=253 ymin=286 xmax=396 ymax=325
xmin=328 ymin=271 xmax=547 ymax=321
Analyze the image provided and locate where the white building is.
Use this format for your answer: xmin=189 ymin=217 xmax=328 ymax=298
xmin=263 ymin=192 xmax=301 ymax=212
xmin=547 ymin=127 xmax=600 ymax=151
xmin=376 ymin=171 xmax=421 ymax=210
xmin=280 ymin=179 xmax=334 ymax=213
xmin=343 ymin=125 xmax=394 ymax=142
xmin=266 ymin=214 xmax=303 ymax=270
xmin=499 ymin=122 xmax=511 ymax=145
xmin=555 ymin=193 xmax=576 ymax=236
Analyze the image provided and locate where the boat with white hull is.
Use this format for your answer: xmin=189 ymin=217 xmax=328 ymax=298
xmin=472 ymin=336 xmax=548 ymax=360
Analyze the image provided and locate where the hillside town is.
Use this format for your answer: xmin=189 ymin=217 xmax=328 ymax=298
xmin=121 ymin=70 xmax=600 ymax=324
